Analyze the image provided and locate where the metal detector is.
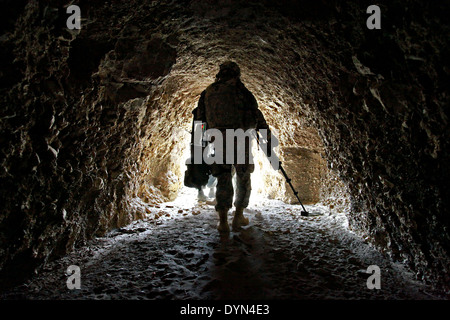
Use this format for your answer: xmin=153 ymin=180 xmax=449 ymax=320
xmin=253 ymin=131 xmax=310 ymax=216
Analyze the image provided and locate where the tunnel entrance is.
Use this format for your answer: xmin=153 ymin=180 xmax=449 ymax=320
xmin=132 ymin=59 xmax=349 ymax=210
xmin=135 ymin=99 xmax=348 ymax=213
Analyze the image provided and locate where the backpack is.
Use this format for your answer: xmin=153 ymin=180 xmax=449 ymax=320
xmin=204 ymin=79 xmax=257 ymax=130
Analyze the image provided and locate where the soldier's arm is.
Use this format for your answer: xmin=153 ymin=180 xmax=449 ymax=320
xmin=247 ymin=90 xmax=274 ymax=153
xmin=248 ymin=92 xmax=269 ymax=132
xmin=255 ymin=108 xmax=269 ymax=131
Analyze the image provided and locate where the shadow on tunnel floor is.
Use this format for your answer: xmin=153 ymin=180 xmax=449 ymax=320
xmin=0 ymin=194 xmax=446 ymax=301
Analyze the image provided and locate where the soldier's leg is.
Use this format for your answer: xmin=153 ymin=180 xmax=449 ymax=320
xmin=232 ymin=163 xmax=255 ymax=230
xmin=211 ymin=164 xmax=233 ymax=232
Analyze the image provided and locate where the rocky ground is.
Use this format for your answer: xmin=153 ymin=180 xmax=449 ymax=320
xmin=0 ymin=188 xmax=445 ymax=300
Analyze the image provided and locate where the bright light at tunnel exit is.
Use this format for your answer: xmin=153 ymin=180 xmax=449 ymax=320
xmin=177 ymin=130 xmax=286 ymax=205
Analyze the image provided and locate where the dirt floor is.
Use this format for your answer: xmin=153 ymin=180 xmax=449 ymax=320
xmin=0 ymin=188 xmax=445 ymax=300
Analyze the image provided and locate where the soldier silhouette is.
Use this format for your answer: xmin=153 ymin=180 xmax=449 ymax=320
xmin=195 ymin=61 xmax=271 ymax=232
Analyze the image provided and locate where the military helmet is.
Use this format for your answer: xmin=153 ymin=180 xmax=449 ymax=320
xmin=216 ymin=61 xmax=241 ymax=79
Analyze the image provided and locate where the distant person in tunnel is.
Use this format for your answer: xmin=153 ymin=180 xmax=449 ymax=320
xmin=196 ymin=61 xmax=271 ymax=232
xmin=197 ymin=174 xmax=217 ymax=202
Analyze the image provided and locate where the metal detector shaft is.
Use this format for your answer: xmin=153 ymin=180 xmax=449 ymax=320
xmin=254 ymin=131 xmax=309 ymax=216
xmin=278 ymin=161 xmax=309 ymax=215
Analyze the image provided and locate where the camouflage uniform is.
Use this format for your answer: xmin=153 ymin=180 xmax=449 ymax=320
xmin=196 ymin=61 xmax=269 ymax=212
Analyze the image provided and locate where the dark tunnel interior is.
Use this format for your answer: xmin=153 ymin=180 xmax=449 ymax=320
xmin=0 ymin=0 xmax=449 ymax=301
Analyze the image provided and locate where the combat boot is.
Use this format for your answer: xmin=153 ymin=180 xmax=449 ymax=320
xmin=232 ymin=207 xmax=249 ymax=231
xmin=217 ymin=209 xmax=230 ymax=233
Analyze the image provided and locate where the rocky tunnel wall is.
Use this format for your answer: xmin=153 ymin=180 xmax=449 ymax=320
xmin=0 ymin=0 xmax=449 ymax=291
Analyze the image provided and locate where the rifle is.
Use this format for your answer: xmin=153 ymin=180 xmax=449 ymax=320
xmin=184 ymin=110 xmax=210 ymax=190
